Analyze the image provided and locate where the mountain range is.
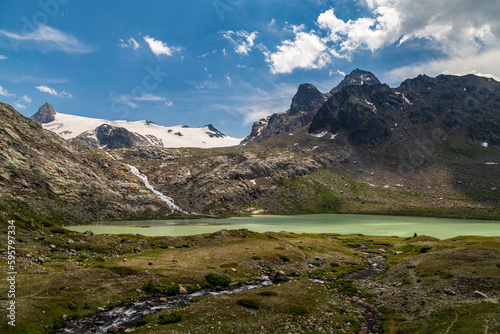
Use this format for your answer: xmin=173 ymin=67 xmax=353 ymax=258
xmin=31 ymin=103 xmax=242 ymax=149
xmin=0 ymin=69 xmax=499 ymax=223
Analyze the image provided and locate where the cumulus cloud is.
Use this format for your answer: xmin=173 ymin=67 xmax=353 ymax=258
xmin=36 ymin=85 xmax=72 ymax=98
xmin=220 ymin=30 xmax=259 ymax=55
xmin=0 ymin=85 xmax=15 ymax=97
xmin=264 ymin=25 xmax=330 ymax=74
xmin=119 ymin=37 xmax=141 ymax=50
xmin=317 ymin=0 xmax=499 ymax=57
xmin=0 ymin=55 xmax=7 ymax=60
xmin=165 ymin=100 xmax=174 ymax=107
xmin=265 ymin=0 xmax=500 ymax=74
xmin=143 ymin=36 xmax=181 ymax=56
xmin=0 ymin=25 xmax=90 ymax=53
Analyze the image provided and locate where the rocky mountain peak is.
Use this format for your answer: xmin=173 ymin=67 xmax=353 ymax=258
xmin=289 ymin=83 xmax=327 ymax=116
xmin=31 ymin=103 xmax=57 ymax=124
xmin=330 ymin=68 xmax=381 ymax=94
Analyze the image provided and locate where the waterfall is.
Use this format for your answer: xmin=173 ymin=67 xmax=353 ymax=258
xmin=127 ymin=165 xmax=188 ymax=214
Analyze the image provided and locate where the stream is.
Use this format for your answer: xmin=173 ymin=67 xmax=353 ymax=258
xmin=56 ymin=250 xmax=386 ymax=333
xmin=56 ymin=275 xmax=273 ymax=334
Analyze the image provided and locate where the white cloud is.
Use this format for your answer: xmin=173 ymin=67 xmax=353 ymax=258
xmin=12 ymin=95 xmax=32 ymax=110
xmin=20 ymin=95 xmax=32 ymax=103
xmin=264 ymin=1 xmax=500 ymax=74
xmin=0 ymin=55 xmax=7 ymax=60
xmin=133 ymin=93 xmax=166 ymax=102
xmin=36 ymin=85 xmax=72 ymax=98
xmin=14 ymin=102 xmax=26 ymax=110
xmin=0 ymin=85 xmax=15 ymax=97
xmin=165 ymin=100 xmax=174 ymax=107
xmin=386 ymin=49 xmax=500 ymax=83
xmin=225 ymin=75 xmax=232 ymax=86
xmin=317 ymin=1 xmax=499 ymax=58
xmin=318 ymin=6 xmax=401 ymax=54
xmin=143 ymin=36 xmax=181 ymax=56
xmin=0 ymin=24 xmax=90 ymax=53
xmin=222 ymin=48 xmax=227 ymax=56
xmin=220 ymin=30 xmax=259 ymax=55
xmin=111 ymin=93 xmax=168 ymax=108
xmin=199 ymin=50 xmax=217 ymax=58
xmin=264 ymin=25 xmax=330 ymax=74
xmin=119 ymin=37 xmax=141 ymax=50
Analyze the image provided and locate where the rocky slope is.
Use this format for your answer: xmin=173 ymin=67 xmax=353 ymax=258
xmin=0 ymin=102 xmax=173 ymax=223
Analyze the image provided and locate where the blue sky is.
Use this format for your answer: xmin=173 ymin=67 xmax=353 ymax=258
xmin=0 ymin=0 xmax=499 ymax=138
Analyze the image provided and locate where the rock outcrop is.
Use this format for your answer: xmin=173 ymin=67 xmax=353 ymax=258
xmin=72 ymin=124 xmax=153 ymax=149
xmin=242 ymin=84 xmax=328 ymax=145
xmin=31 ymin=102 xmax=56 ymax=124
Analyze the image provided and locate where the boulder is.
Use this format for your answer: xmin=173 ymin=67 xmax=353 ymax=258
xmin=473 ymin=291 xmax=488 ymax=299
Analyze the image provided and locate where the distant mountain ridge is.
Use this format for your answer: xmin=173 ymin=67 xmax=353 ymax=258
xmin=310 ymin=73 xmax=500 ymax=149
xmin=31 ymin=104 xmax=242 ymax=149
xmin=242 ymin=69 xmax=380 ymax=144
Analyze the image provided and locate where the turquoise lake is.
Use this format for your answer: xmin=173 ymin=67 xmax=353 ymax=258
xmin=66 ymin=214 xmax=500 ymax=239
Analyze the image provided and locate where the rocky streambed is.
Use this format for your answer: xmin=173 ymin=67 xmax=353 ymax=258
xmin=56 ymin=275 xmax=274 ymax=334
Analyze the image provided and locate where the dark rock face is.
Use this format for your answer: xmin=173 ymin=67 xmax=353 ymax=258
xmin=31 ymin=103 xmax=56 ymax=124
xmin=72 ymin=124 xmax=154 ymax=149
xmin=397 ymin=74 xmax=500 ymax=147
xmin=289 ymin=83 xmax=329 ymax=116
xmin=310 ymin=84 xmax=395 ymax=147
xmin=310 ymin=73 xmax=500 ymax=148
xmin=205 ymin=124 xmax=225 ymax=138
xmin=330 ymin=68 xmax=381 ymax=94
xmin=242 ymin=84 xmax=328 ymax=144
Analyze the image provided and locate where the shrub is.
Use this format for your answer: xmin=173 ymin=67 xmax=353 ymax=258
xmin=311 ymin=262 xmax=321 ymax=267
xmin=236 ymin=299 xmax=260 ymax=309
xmin=406 ymin=265 xmax=417 ymax=269
xmin=50 ymin=228 xmax=66 ymax=234
xmin=332 ymin=279 xmax=358 ymax=297
xmin=419 ymin=246 xmax=432 ymax=253
xmin=251 ymin=256 xmax=261 ymax=260
xmin=158 ymin=312 xmax=182 ymax=325
xmin=286 ymin=305 xmax=308 ymax=316
xmin=277 ymin=254 xmax=290 ymax=262
xmin=220 ymin=263 xmax=238 ymax=268
xmin=143 ymin=280 xmax=180 ymax=295
xmin=205 ymin=273 xmax=231 ymax=287
xmin=257 ymin=291 xmax=278 ymax=297
xmin=330 ymin=262 xmax=339 ymax=267
xmin=66 ymin=302 xmax=77 ymax=310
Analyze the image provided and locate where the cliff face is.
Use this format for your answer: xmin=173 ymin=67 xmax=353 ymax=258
xmin=0 ymin=103 xmax=172 ymax=223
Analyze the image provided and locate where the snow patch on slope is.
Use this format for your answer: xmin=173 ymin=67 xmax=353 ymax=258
xmin=311 ymin=131 xmax=338 ymax=140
